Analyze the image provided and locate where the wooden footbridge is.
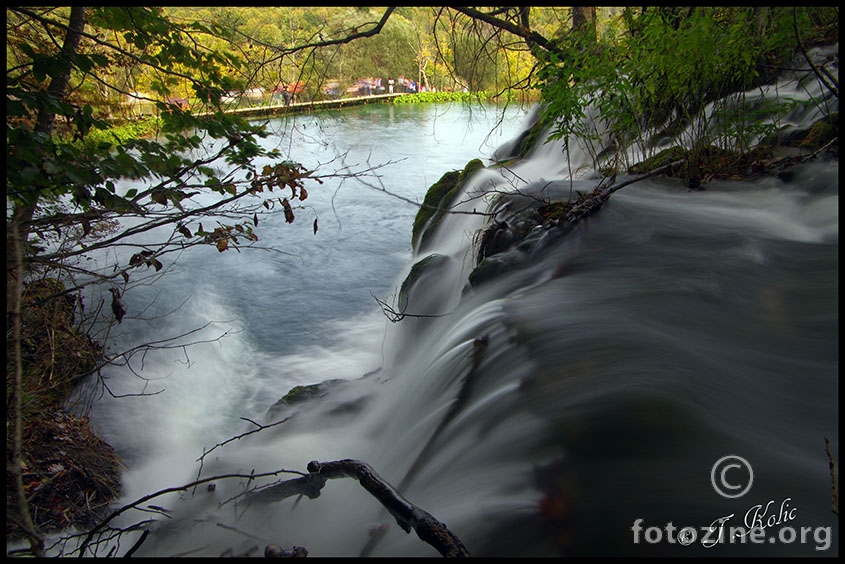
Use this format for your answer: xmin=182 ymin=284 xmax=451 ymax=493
xmin=195 ymin=93 xmax=405 ymax=120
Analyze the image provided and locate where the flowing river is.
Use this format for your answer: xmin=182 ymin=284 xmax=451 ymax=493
xmin=72 ymin=49 xmax=837 ymax=557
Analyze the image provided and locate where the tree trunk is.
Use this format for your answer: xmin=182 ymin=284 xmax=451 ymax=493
xmin=34 ymin=6 xmax=87 ymax=135
xmin=572 ymin=6 xmax=597 ymax=39
xmin=7 ymin=7 xmax=88 ymax=557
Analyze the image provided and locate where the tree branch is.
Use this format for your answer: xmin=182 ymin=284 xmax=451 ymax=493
xmin=263 ymin=7 xmax=396 ymax=66
xmin=247 ymin=459 xmax=471 ymax=557
xmin=447 ymin=6 xmax=562 ymax=58
xmin=566 ymin=160 xmax=685 ymax=224
xmin=78 ymin=468 xmax=302 ymax=556
xmin=792 ymin=8 xmax=838 ymax=98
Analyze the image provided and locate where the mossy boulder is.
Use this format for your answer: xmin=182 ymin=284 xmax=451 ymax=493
xmin=798 ymin=112 xmax=838 ymax=149
xmin=411 ymin=159 xmax=485 ymax=252
xmin=267 ymin=379 xmax=349 ymax=417
xmin=520 ymin=120 xmax=548 ymax=159
xmin=628 ymin=146 xmax=688 ymax=175
xmin=499 ymin=119 xmax=547 ymax=161
xmin=266 ymin=378 xmax=373 ymax=422
xmin=398 ymin=253 xmax=451 ymax=312
xmin=467 ymin=254 xmax=519 ymax=289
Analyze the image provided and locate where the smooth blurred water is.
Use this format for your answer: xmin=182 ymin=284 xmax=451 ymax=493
xmin=74 ymin=76 xmax=837 ymax=558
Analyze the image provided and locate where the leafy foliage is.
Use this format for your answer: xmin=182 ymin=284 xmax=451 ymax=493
xmin=533 ymin=7 xmax=835 ymax=175
xmin=6 ymin=12 xmax=320 ymax=543
xmin=393 ymin=91 xmax=488 ymax=104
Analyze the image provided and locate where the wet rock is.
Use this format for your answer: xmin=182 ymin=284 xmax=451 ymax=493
xmin=412 ymin=159 xmax=486 ymax=253
xmin=398 ymin=253 xmax=451 ymax=312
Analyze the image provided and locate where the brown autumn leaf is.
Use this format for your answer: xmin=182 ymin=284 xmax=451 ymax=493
xmin=216 ymin=238 xmax=229 ymax=252
xmin=282 ymin=198 xmax=295 ymax=223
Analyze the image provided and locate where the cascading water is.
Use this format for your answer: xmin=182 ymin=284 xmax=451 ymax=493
xmin=65 ymin=46 xmax=837 ymax=557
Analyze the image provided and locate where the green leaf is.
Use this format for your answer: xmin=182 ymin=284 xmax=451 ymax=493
xmin=42 ymin=159 xmax=62 ymax=175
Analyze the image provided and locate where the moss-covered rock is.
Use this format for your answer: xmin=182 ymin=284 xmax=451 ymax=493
xmin=510 ymin=119 xmax=548 ymax=160
xmin=266 ymin=377 xmax=374 ymax=422
xmin=411 ymin=170 xmax=460 ymax=251
xmin=411 ymin=159 xmax=486 ymax=253
xmin=459 ymin=157 xmax=485 ymax=182
xmin=268 ymin=379 xmax=349 ymax=416
xmin=628 ymin=146 xmax=688 ymax=175
xmin=398 ymin=253 xmax=451 ymax=312
xmin=798 ymin=112 xmax=838 ymax=149
xmin=468 ymin=254 xmax=519 ymax=289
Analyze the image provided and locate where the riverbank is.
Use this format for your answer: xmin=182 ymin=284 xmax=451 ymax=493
xmin=6 ymin=279 xmax=122 ymax=545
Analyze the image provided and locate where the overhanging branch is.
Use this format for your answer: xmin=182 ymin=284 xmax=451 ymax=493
xmin=264 ymin=7 xmax=396 ymax=65
xmin=447 ymin=6 xmax=562 ymax=58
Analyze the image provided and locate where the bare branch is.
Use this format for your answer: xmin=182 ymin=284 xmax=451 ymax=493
xmin=372 ymin=292 xmax=450 ymax=323
xmin=262 ymin=7 xmax=396 ymax=66
xmin=193 ymin=416 xmax=291 ymax=484
xmin=77 ymin=468 xmax=301 ymax=556
xmin=246 ymin=459 xmax=471 ymax=557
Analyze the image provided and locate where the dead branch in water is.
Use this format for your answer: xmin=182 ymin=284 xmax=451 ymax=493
xmin=246 ymin=459 xmax=470 ymax=557
xmin=566 ymin=159 xmax=685 ymax=224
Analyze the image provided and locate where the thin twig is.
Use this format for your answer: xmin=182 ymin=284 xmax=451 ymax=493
xmin=371 ymin=292 xmax=450 ymax=323
xmin=78 ymin=469 xmax=300 ymax=556
xmin=825 ymin=437 xmax=838 ymax=516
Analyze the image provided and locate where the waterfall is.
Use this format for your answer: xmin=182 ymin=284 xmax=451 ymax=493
xmin=61 ymin=45 xmax=838 ymax=557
